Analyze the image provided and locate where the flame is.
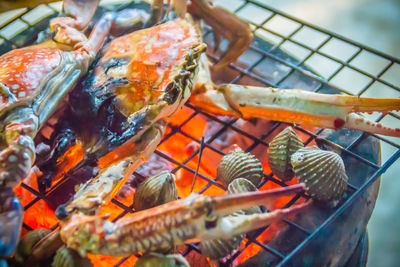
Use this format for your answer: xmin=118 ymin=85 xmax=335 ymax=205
xmin=18 ymin=106 xmax=310 ymax=266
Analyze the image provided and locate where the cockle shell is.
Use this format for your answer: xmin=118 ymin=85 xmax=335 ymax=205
xmin=268 ymin=126 xmax=304 ymax=181
xmin=217 ymin=148 xmax=263 ymax=187
xmin=291 ymin=146 xmax=348 ymax=203
xmin=199 ymin=235 xmax=243 ymax=260
xmin=135 ymin=253 xmax=189 ymax=267
xmin=15 ymin=229 xmax=50 ymax=264
xmin=227 ymin=178 xmax=262 ymax=215
xmin=52 ymin=246 xmax=93 ymax=267
xmin=133 ymin=170 xmax=178 ymax=211
xmin=200 ymin=178 xmax=262 ymax=259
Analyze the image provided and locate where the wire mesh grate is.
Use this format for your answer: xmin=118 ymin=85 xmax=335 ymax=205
xmin=1 ymin=0 xmax=399 ymax=266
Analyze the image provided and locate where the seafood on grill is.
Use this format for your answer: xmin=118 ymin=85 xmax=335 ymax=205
xmin=200 ymin=177 xmax=262 ymax=260
xmin=52 ymin=246 xmax=93 ymax=267
xmin=217 ymin=147 xmax=263 ymax=187
xmin=134 ymin=252 xmax=190 ymax=267
xmin=291 ymin=146 xmax=348 ymax=203
xmin=17 ymin=158 xmax=310 ymax=263
xmin=59 ymin=167 xmax=310 ymax=258
xmin=0 ymin=0 xmax=114 ymax=260
xmin=133 ymin=170 xmax=178 ymax=212
xmin=1 ymin=0 xmax=400 ymax=263
xmin=267 ymin=126 xmax=304 ymax=181
xmin=14 ymin=229 xmax=51 ymax=265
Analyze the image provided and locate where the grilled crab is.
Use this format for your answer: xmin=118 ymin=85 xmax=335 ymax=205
xmin=26 ymin=156 xmax=310 ymax=261
xmin=61 ymin=166 xmax=310 ymax=258
xmin=37 ymin=0 xmax=400 ymax=194
xmin=0 ymin=0 xmax=115 ymax=260
xmin=3 ymin=0 xmax=400 ymax=263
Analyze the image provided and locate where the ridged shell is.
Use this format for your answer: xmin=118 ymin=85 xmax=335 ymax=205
xmin=268 ymin=127 xmax=304 ymax=181
xmin=199 ymin=235 xmax=243 ymax=260
xmin=217 ymin=148 xmax=263 ymax=187
xmin=291 ymin=146 xmax=348 ymax=203
xmin=133 ymin=170 xmax=178 ymax=211
xmin=52 ymin=246 xmax=93 ymax=267
xmin=135 ymin=253 xmax=189 ymax=267
xmin=227 ymin=178 xmax=262 ymax=215
xmin=200 ymin=178 xmax=262 ymax=259
xmin=15 ymin=229 xmax=50 ymax=264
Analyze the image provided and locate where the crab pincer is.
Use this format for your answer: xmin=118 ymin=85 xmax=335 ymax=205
xmin=191 ymin=83 xmax=400 ymax=137
xmin=59 ymin=183 xmax=309 ymax=257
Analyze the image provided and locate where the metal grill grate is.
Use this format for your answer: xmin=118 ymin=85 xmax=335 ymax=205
xmin=1 ymin=0 xmax=399 ymax=266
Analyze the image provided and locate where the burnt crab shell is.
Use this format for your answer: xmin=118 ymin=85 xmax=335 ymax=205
xmin=69 ymin=19 xmax=206 ymax=155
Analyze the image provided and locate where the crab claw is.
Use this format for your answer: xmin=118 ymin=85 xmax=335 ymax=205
xmin=50 ymin=0 xmax=100 ymax=46
xmin=62 ymin=0 xmax=100 ymax=31
xmin=208 ymin=183 xmax=305 ymax=213
xmin=188 ymin=0 xmax=253 ymax=68
xmin=60 ymin=184 xmax=307 ymax=257
xmin=191 ymin=83 xmax=400 ymax=137
xmin=0 ymin=189 xmax=23 ymax=258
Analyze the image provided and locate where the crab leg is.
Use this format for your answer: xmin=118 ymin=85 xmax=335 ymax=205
xmin=0 ymin=3 xmax=113 ymax=259
xmin=50 ymin=0 xmax=99 ymax=34
xmin=23 ymin=122 xmax=166 ymax=263
xmin=56 ymin=121 xmax=166 ymax=219
xmin=188 ymin=0 xmax=253 ymax=68
xmin=60 ymin=184 xmax=308 ymax=257
xmin=191 ymin=56 xmax=400 ymax=137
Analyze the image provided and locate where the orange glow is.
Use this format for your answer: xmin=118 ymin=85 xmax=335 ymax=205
xmin=19 ymin=109 xmax=308 ymax=266
xmin=53 ymin=143 xmax=85 ymax=184
xmin=98 ymin=141 xmax=137 ymax=168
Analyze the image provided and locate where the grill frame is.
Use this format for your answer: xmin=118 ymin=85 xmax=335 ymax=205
xmin=1 ymin=0 xmax=399 ymax=266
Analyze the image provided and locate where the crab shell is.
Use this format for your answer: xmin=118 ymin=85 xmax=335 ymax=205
xmin=84 ymin=18 xmax=206 ymax=153
xmin=0 ymin=44 xmax=90 ymax=125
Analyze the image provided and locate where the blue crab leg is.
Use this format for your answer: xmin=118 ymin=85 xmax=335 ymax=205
xmin=22 ymin=122 xmax=166 ymax=263
xmin=191 ymin=84 xmax=400 ymax=137
xmin=188 ymin=0 xmax=253 ymax=68
xmin=56 ymin=121 xmax=166 ymax=219
xmin=61 ymin=0 xmax=100 ymax=31
xmin=59 ymin=184 xmax=308 ymax=257
xmin=191 ymin=56 xmax=400 ymax=137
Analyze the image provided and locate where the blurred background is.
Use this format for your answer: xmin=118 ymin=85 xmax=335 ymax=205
xmin=261 ymin=1 xmax=400 ymax=266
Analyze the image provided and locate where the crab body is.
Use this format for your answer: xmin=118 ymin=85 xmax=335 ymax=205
xmin=41 ymin=19 xmax=205 ymax=177
xmin=0 ymin=46 xmax=90 ymax=125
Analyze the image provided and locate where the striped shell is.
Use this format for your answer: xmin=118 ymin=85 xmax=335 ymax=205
xmin=15 ymin=229 xmax=50 ymax=264
xmin=135 ymin=253 xmax=189 ymax=267
xmin=227 ymin=178 xmax=262 ymax=215
xmin=200 ymin=178 xmax=262 ymax=259
xmin=52 ymin=246 xmax=93 ymax=267
xmin=199 ymin=235 xmax=243 ymax=260
xmin=217 ymin=148 xmax=263 ymax=187
xmin=291 ymin=146 xmax=348 ymax=203
xmin=268 ymin=127 xmax=304 ymax=181
xmin=134 ymin=171 xmax=178 ymax=211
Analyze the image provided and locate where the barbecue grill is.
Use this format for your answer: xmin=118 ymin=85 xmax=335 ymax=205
xmin=1 ymin=0 xmax=399 ymax=266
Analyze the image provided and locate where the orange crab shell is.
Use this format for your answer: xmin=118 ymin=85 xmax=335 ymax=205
xmin=0 ymin=48 xmax=61 ymax=111
xmin=91 ymin=18 xmax=205 ymax=117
